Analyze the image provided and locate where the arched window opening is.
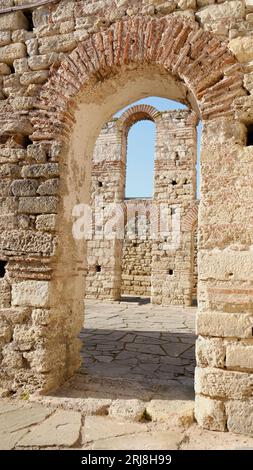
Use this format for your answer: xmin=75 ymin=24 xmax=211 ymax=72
xmin=125 ymin=120 xmax=156 ymax=199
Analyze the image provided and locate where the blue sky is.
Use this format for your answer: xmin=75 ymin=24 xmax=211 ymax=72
xmin=115 ymin=97 xmax=201 ymax=199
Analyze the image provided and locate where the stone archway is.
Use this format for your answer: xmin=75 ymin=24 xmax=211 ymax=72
xmin=1 ymin=15 xmax=252 ymax=435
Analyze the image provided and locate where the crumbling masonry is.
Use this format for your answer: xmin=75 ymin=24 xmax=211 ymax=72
xmin=86 ymin=104 xmax=199 ymax=305
xmin=0 ymin=0 xmax=252 ymax=436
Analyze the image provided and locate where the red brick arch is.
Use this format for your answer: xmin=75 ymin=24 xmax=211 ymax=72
xmin=30 ymin=15 xmax=245 ymax=141
xmin=117 ymin=104 xmax=160 ymax=133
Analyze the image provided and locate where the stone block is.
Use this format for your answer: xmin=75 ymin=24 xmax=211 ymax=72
xmin=225 ymin=400 xmax=253 ymax=435
xmin=195 ymin=367 xmax=253 ymax=399
xmin=0 ymin=43 xmax=27 ymax=65
xmin=196 ymin=1 xmax=245 ymax=23
xmin=196 ymin=336 xmax=226 ymax=367
xmin=226 ymin=344 xmax=253 ymax=370
xmin=12 ymin=280 xmax=49 ymax=308
xmin=0 ymin=12 xmax=28 ymax=31
xmin=229 ymin=36 xmax=253 ymax=63
xmin=39 ymin=33 xmax=77 ymax=54
xmin=20 ymin=70 xmax=49 ymax=86
xmin=18 ymin=196 xmax=58 ymax=214
xmin=195 ymin=395 xmax=226 ymax=431
xmin=35 ymin=214 xmax=56 ymax=231
xmin=0 ymin=63 xmax=11 ymax=75
xmin=0 ymin=230 xmax=55 ymax=256
xmin=11 ymin=179 xmax=38 ymax=196
xmin=0 ymin=32 xmax=11 ymax=47
xmin=199 ymin=251 xmax=253 ymax=282
xmin=37 ymin=179 xmax=59 ymax=196
xmin=197 ymin=311 xmax=253 ymax=338
xmin=0 ymin=280 xmax=11 ymax=308
xmin=21 ymin=163 xmax=59 ymax=178
xmin=28 ymin=52 xmax=58 ymax=71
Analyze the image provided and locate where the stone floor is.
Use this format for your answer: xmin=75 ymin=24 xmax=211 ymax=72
xmin=80 ymin=297 xmax=196 ymax=389
xmin=1 ymin=299 xmax=253 ymax=450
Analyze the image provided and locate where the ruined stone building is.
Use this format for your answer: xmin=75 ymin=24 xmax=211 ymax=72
xmin=0 ymin=0 xmax=253 ymax=436
xmin=86 ymin=104 xmax=199 ymax=305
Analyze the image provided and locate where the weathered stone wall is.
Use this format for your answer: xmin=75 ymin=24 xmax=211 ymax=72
xmin=0 ymin=0 xmax=252 ymax=436
xmin=86 ymin=106 xmax=198 ymax=304
xmin=151 ymin=109 xmax=197 ymax=305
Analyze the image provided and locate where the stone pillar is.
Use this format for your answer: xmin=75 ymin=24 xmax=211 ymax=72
xmin=151 ymin=110 xmax=198 ymax=305
xmin=195 ymin=118 xmax=253 ymax=434
xmin=85 ymin=120 xmax=124 ymax=300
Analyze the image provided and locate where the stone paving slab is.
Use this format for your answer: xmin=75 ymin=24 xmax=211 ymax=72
xmin=18 ymin=410 xmax=82 ymax=448
xmin=83 ymin=416 xmax=148 ymax=443
xmin=90 ymin=431 xmax=184 ymax=450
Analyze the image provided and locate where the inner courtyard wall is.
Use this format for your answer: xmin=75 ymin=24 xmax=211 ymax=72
xmin=0 ymin=0 xmax=252 ymax=436
xmin=86 ymin=106 xmax=198 ymax=304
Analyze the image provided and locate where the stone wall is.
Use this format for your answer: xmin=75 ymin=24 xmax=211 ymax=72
xmin=86 ymin=106 xmax=198 ymax=304
xmin=0 ymin=0 xmax=252 ymax=436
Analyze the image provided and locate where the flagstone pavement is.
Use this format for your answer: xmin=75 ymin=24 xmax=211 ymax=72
xmin=1 ymin=299 xmax=253 ymax=450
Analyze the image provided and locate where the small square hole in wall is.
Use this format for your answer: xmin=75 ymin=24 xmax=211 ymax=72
xmin=168 ymin=269 xmax=173 ymax=275
xmin=0 ymin=260 xmax=7 ymax=278
xmin=246 ymin=124 xmax=253 ymax=146
xmin=96 ymin=265 xmax=101 ymax=273
xmin=98 ymin=181 xmax=103 ymax=187
xmin=172 ymin=180 xmax=177 ymax=186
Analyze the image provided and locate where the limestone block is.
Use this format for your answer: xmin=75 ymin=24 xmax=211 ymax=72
xmin=196 ymin=1 xmax=245 ymax=23
xmin=32 ymin=308 xmax=51 ymax=326
xmin=13 ymin=57 xmax=28 ymax=74
xmin=0 ymin=117 xmax=32 ymax=135
xmin=229 ymin=36 xmax=253 ymax=62
xmin=244 ymin=73 xmax=253 ymax=93
xmin=0 ymin=230 xmax=55 ymax=256
xmin=109 ymin=399 xmax=146 ymax=422
xmin=245 ymin=0 xmax=253 ymax=12
xmin=12 ymin=280 xmax=49 ymax=308
xmin=199 ymin=251 xmax=253 ymax=281
xmin=28 ymin=53 xmax=58 ymax=71
xmin=1 ymin=344 xmax=23 ymax=369
xmin=0 ymin=43 xmax=27 ymax=65
xmin=18 ymin=196 xmax=58 ymax=214
xmin=39 ymin=34 xmax=77 ymax=54
xmin=27 ymin=144 xmax=47 ymax=163
xmin=11 ymin=179 xmax=38 ymax=196
xmin=225 ymin=400 xmax=253 ymax=435
xmin=35 ymin=214 xmax=56 ymax=231
xmin=12 ymin=29 xmax=34 ymax=43
xmin=196 ymin=336 xmax=226 ymax=367
xmin=25 ymin=38 xmax=38 ymax=57
xmin=226 ymin=344 xmax=253 ymax=370
xmin=37 ymin=179 xmax=59 ymax=196
xmin=0 ymin=12 xmax=28 ymax=31
xmin=195 ymin=367 xmax=253 ymax=399
xmin=0 ymin=181 xmax=11 ymax=196
xmin=10 ymin=96 xmax=34 ymax=110
xmin=0 ymin=280 xmax=11 ymax=308
xmin=21 ymin=163 xmax=59 ymax=178
xmin=20 ymin=70 xmax=49 ymax=86
xmin=0 ymin=32 xmax=11 ymax=47
xmin=23 ymin=346 xmax=66 ymax=372
xmin=0 ymin=196 xmax=18 ymax=214
xmin=197 ymin=312 xmax=253 ymax=338
xmin=195 ymin=395 xmax=226 ymax=431
xmin=0 ymin=307 xmax=30 ymax=325
xmin=0 ymin=63 xmax=11 ymax=75
xmin=0 ymin=320 xmax=12 ymax=344
xmin=177 ymin=0 xmax=196 ymax=9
